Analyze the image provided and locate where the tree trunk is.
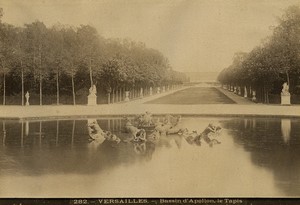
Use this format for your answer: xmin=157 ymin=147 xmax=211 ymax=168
xmin=133 ymin=88 xmax=134 ymax=98
xmin=112 ymin=88 xmax=115 ymax=104
xmin=264 ymin=85 xmax=267 ymax=103
xmin=108 ymin=92 xmax=111 ymax=104
xmin=286 ymin=70 xmax=290 ymax=86
xmin=115 ymin=89 xmax=118 ymax=102
xmin=56 ymin=68 xmax=59 ymax=105
xmin=39 ymin=72 xmax=42 ymax=105
xmin=3 ymin=72 xmax=5 ymax=105
xmin=71 ymin=74 xmax=76 ymax=105
xmin=130 ymin=89 xmax=132 ymax=99
xmin=21 ymin=60 xmax=24 ymax=106
xmin=39 ymin=44 xmax=42 ymax=106
xmin=123 ymin=87 xmax=125 ymax=101
xmin=89 ymin=57 xmax=93 ymax=87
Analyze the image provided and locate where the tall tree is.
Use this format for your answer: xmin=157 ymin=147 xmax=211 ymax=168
xmin=77 ymin=25 xmax=103 ymax=88
xmin=24 ymin=21 xmax=48 ymax=105
xmin=0 ymin=23 xmax=19 ymax=105
xmin=61 ymin=27 xmax=79 ymax=105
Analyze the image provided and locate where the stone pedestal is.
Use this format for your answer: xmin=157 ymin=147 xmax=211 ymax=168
xmin=281 ymin=95 xmax=291 ymax=105
xmin=87 ymin=94 xmax=97 ymax=105
xmin=149 ymin=87 xmax=153 ymax=96
xmin=125 ymin=91 xmax=130 ymax=102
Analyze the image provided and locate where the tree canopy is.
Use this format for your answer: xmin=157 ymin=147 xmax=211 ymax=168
xmin=0 ymin=10 xmax=188 ymax=104
xmin=218 ymin=5 xmax=300 ymax=100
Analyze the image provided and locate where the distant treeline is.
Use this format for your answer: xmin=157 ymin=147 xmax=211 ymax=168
xmin=0 ymin=8 xmax=188 ymax=105
xmin=218 ymin=5 xmax=300 ymax=103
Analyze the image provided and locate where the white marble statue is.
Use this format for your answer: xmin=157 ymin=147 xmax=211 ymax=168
xmin=89 ymin=84 xmax=97 ymax=96
xmin=281 ymin=82 xmax=290 ymax=96
xmin=25 ymin=91 xmax=30 ymax=106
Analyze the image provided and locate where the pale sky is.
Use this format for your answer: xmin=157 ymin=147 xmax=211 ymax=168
xmin=1 ymin=0 xmax=300 ymax=72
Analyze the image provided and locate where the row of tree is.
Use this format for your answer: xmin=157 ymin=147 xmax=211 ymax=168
xmin=218 ymin=5 xmax=300 ymax=103
xmin=0 ymin=8 xmax=187 ymax=105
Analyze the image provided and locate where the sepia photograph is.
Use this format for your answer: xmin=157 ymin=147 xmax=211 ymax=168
xmin=0 ymin=0 xmax=300 ymax=204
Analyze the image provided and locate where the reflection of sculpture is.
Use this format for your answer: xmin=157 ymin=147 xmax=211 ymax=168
xmin=281 ymin=119 xmax=291 ymax=144
xmin=25 ymin=121 xmax=29 ymax=136
xmin=281 ymin=82 xmax=290 ymax=96
xmin=133 ymin=142 xmax=146 ymax=155
xmin=25 ymin=91 xmax=30 ymax=106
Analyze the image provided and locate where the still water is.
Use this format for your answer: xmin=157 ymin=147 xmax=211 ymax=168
xmin=0 ymin=116 xmax=300 ymax=197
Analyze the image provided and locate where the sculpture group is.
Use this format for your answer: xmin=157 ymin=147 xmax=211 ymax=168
xmin=281 ymin=82 xmax=291 ymax=105
xmin=87 ymin=112 xmax=223 ymax=156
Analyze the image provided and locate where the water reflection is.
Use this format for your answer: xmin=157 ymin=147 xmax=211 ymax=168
xmin=221 ymin=117 xmax=300 ymax=196
xmin=0 ymin=117 xmax=299 ymax=197
xmin=281 ymin=119 xmax=291 ymax=144
xmin=2 ymin=121 xmax=6 ymax=146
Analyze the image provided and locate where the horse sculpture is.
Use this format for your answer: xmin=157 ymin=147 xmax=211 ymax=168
xmin=124 ymin=117 xmax=147 ymax=142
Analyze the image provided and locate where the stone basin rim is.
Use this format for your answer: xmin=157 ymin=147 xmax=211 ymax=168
xmin=2 ymin=113 xmax=300 ymax=122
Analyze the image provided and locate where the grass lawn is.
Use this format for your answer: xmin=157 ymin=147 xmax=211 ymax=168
xmin=146 ymin=87 xmax=236 ymax=104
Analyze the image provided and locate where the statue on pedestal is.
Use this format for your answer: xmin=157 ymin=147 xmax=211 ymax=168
xmin=157 ymin=87 xmax=161 ymax=94
xmin=87 ymin=84 xmax=97 ymax=105
xmin=140 ymin=88 xmax=143 ymax=98
xmin=125 ymin=91 xmax=130 ymax=102
xmin=252 ymin=90 xmax=256 ymax=102
xmin=281 ymin=82 xmax=291 ymax=105
xmin=25 ymin=91 xmax=30 ymax=106
xmin=281 ymin=82 xmax=290 ymax=96
xmin=89 ymin=84 xmax=97 ymax=96
xmin=244 ymin=86 xmax=247 ymax=98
